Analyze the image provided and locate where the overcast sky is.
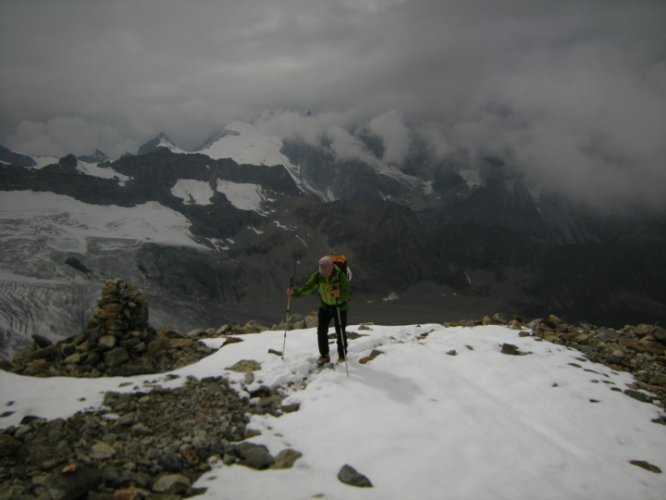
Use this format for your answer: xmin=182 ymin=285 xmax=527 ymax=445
xmin=1 ymin=0 xmax=665 ymax=213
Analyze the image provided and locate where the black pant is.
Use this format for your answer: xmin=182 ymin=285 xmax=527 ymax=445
xmin=317 ymin=306 xmax=348 ymax=358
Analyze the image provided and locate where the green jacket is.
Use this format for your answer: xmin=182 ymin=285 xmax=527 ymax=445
xmin=292 ymin=265 xmax=352 ymax=310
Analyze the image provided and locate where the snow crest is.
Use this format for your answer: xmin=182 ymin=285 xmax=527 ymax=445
xmin=1 ymin=324 xmax=664 ymax=499
xmin=198 ymin=121 xmax=292 ymax=167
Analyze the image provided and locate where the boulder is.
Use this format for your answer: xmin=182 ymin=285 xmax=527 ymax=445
xmin=98 ymin=335 xmax=117 ymax=350
xmin=23 ymin=359 xmax=49 ymax=375
xmin=629 ymin=460 xmax=662 ymax=474
xmin=0 ymin=434 xmax=21 ymax=457
xmin=305 ymin=314 xmax=318 ymax=328
xmin=152 ymin=473 xmax=190 ymax=494
xmin=500 ymin=343 xmax=524 ymax=355
xmin=146 ymin=336 xmax=171 ymax=354
xmin=271 ymin=449 xmax=302 ymax=469
xmin=338 ymin=464 xmax=373 ymax=487
xmin=90 ymin=441 xmax=116 ymax=460
xmin=634 ymin=324 xmax=658 ymax=336
xmin=32 ymin=334 xmax=52 ymax=348
xmin=359 ymin=349 xmax=383 ymax=365
xmin=227 ymin=360 xmax=261 ymax=372
xmin=492 ymin=313 xmax=508 ymax=324
xmin=104 ymin=347 xmax=129 ymax=368
xmin=64 ymin=353 xmax=81 ymax=365
xmin=169 ymin=338 xmax=195 ymax=349
xmin=237 ymin=443 xmax=275 ymax=470
xmin=45 ymin=464 xmax=102 ymax=500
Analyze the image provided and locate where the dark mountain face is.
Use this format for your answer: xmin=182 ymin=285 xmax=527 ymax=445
xmin=281 ymin=140 xmax=411 ymax=202
xmin=0 ymin=143 xmax=665 ymax=360
xmin=137 ymin=133 xmax=177 ymax=155
xmin=0 ymin=145 xmax=36 ymax=167
xmin=78 ymin=149 xmax=109 ymax=163
xmin=301 ymin=196 xmax=666 ymax=327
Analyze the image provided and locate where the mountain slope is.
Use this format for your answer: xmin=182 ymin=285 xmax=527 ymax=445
xmin=137 ymin=132 xmax=188 ymax=155
xmin=1 ymin=137 xmax=665 ymax=361
xmin=0 ymin=149 xmax=316 ymax=358
xmin=1 ymin=324 xmax=664 ymax=499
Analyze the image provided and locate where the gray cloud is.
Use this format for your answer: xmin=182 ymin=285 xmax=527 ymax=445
xmin=367 ymin=111 xmax=411 ymax=166
xmin=1 ymin=0 xmax=665 ymax=212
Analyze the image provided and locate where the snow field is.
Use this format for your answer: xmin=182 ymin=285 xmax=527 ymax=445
xmin=197 ymin=122 xmax=294 ymax=168
xmin=0 ymin=325 xmax=664 ymax=500
xmin=169 ymin=178 xmax=270 ymax=215
xmin=0 ymin=190 xmax=206 ymax=251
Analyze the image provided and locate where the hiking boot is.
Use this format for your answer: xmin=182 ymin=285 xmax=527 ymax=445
xmin=317 ymin=355 xmax=330 ymax=366
xmin=337 ymin=355 xmax=346 ymax=363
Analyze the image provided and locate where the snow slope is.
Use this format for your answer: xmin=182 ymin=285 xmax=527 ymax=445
xmin=216 ymin=179 xmax=271 ymax=214
xmin=155 ymin=136 xmax=188 ymax=155
xmin=198 ymin=122 xmax=293 ymax=168
xmin=170 ymin=177 xmax=272 ymax=213
xmin=1 ymin=324 xmax=664 ymax=500
xmin=171 ymin=179 xmax=215 ymax=206
xmin=76 ymin=160 xmax=129 ymax=183
xmin=0 ymin=190 xmax=206 ymax=252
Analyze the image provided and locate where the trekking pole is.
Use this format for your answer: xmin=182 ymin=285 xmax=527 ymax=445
xmin=281 ymin=276 xmax=295 ymax=360
xmin=335 ymin=298 xmax=349 ymax=376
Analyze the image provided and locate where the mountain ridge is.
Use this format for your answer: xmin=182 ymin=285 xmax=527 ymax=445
xmin=1 ymin=131 xmax=665 ymax=359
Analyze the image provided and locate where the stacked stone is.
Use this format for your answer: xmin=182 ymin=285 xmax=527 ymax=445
xmin=90 ymin=279 xmax=149 ymax=336
xmin=83 ymin=279 xmax=155 ymax=374
xmin=8 ymin=280 xmax=216 ymax=377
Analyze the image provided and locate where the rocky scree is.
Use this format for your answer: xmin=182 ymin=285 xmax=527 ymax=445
xmin=0 ymin=376 xmax=301 ymax=499
xmin=0 ymin=281 xmax=309 ymax=499
xmin=2 ymin=278 xmax=664 ymax=497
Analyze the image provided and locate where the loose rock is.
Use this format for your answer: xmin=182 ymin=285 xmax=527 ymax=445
xmin=153 ymin=473 xmax=191 ymax=494
xmin=237 ymin=442 xmax=275 ymax=470
xmin=272 ymin=449 xmax=302 ymax=469
xmin=359 ymin=349 xmax=383 ymax=365
xmin=0 ymin=376 xmax=285 ymax=498
xmin=338 ymin=464 xmax=373 ymax=487
xmin=629 ymin=460 xmax=662 ymax=474
xmin=227 ymin=359 xmax=262 ymax=373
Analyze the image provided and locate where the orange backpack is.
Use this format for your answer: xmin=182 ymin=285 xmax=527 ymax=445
xmin=330 ymin=254 xmax=352 ymax=281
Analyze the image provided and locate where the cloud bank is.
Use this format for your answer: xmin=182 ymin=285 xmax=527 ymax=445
xmin=0 ymin=0 xmax=664 ymax=212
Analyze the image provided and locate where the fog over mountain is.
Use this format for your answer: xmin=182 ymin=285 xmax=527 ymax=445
xmin=1 ymin=0 xmax=665 ymax=213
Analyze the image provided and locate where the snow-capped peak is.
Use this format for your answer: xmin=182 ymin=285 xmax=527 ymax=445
xmin=137 ymin=132 xmax=187 ymax=156
xmin=78 ymin=149 xmax=109 ymax=164
xmin=196 ymin=121 xmax=292 ymax=167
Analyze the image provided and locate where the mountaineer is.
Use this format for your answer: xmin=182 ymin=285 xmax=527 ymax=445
xmin=287 ymin=255 xmax=352 ymax=366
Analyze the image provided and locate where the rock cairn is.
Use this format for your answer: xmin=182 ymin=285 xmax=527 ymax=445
xmin=80 ymin=279 xmax=157 ymax=376
xmin=7 ymin=280 xmax=216 ymax=377
xmin=89 ymin=279 xmax=150 ymax=341
xmin=446 ymin=313 xmax=666 ymax=410
xmin=5 ymin=285 xmax=322 ymax=379
xmin=0 ymin=376 xmax=301 ymax=499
